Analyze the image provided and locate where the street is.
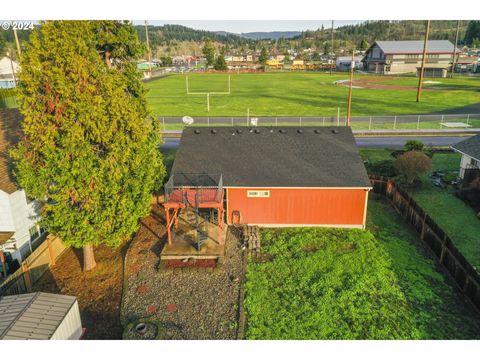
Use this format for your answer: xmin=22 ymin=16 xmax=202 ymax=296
xmin=160 ymin=135 xmax=473 ymax=151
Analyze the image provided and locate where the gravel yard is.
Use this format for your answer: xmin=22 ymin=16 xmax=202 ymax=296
xmin=121 ymin=205 xmax=245 ymax=340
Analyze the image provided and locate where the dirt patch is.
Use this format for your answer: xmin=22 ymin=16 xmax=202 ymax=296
xmin=340 ymin=76 xmax=451 ymax=92
xmin=33 ymin=244 xmax=124 ymax=340
xmin=121 ymin=205 xmax=245 ymax=340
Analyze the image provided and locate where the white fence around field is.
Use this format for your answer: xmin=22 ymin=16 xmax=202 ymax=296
xmin=158 ymin=114 xmax=480 ymax=131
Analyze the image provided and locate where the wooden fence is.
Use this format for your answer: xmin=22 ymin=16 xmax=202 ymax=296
xmin=370 ymin=176 xmax=480 ymax=312
xmin=0 ymin=235 xmax=66 ymax=296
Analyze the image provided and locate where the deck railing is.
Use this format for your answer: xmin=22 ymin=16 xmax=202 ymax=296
xmin=165 ymin=173 xmax=223 ymax=204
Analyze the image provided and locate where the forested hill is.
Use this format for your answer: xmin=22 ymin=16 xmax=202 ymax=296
xmin=136 ymin=24 xmax=252 ymax=46
xmin=299 ymin=20 xmax=471 ymax=44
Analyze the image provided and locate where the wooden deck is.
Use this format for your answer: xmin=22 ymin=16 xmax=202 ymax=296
xmin=160 ymin=210 xmax=226 ymax=260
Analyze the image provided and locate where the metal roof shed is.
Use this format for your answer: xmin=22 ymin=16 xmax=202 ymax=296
xmin=0 ymin=292 xmax=83 ymax=340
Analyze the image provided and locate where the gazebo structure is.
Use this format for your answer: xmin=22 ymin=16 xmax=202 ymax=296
xmin=161 ymin=173 xmax=225 ymax=260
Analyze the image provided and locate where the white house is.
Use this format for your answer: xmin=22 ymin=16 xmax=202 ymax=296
xmin=0 ymin=109 xmax=44 ymax=265
xmin=452 ymin=134 xmax=480 ymax=181
xmin=336 ymin=56 xmax=364 ymax=71
xmin=0 ymin=57 xmax=20 ymax=89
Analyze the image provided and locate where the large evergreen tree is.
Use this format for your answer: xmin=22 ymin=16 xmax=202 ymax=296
xmin=11 ymin=21 xmax=165 ymax=271
xmin=464 ymin=21 xmax=480 ymax=46
xmin=259 ymin=46 xmax=268 ymax=69
xmin=202 ymin=39 xmax=215 ymax=67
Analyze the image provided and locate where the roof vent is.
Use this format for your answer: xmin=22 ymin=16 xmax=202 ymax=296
xmin=269 ymin=128 xmax=274 ymax=133
xmin=236 ymin=129 xmax=243 ymax=134
xmin=194 ymin=129 xmax=201 ymax=134
xmin=254 ymin=129 xmax=260 ymax=134
xmin=211 ymin=129 xmax=217 ymax=134
xmin=331 ymin=129 xmax=339 ymax=134
xmin=249 ymin=128 xmax=254 ymax=133
xmin=314 ymin=129 xmax=321 ymax=134
xmin=297 ymin=129 xmax=303 ymax=134
xmin=279 ymin=129 xmax=286 ymax=134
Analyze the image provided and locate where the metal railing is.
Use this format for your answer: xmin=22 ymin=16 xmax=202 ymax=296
xmin=165 ymin=173 xmax=223 ymax=203
xmin=157 ymin=113 xmax=480 ymax=131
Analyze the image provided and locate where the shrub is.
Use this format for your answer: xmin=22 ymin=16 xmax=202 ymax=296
xmin=395 ymin=151 xmax=432 ymax=185
xmin=405 ymin=140 xmax=425 ymax=152
xmin=366 ymin=160 xmax=398 ymax=177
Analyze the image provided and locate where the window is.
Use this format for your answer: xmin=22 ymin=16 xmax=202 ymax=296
xmin=29 ymin=225 xmax=44 ymax=242
xmin=247 ymin=190 xmax=270 ymax=198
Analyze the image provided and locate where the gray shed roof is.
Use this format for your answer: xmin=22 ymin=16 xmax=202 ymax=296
xmin=171 ymin=126 xmax=371 ymax=188
xmin=0 ymin=292 xmax=77 ymax=340
xmin=452 ymin=134 xmax=480 ymax=161
xmin=375 ymin=40 xmax=460 ymax=54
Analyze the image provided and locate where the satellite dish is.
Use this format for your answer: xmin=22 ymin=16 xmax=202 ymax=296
xmin=182 ymin=116 xmax=194 ymax=125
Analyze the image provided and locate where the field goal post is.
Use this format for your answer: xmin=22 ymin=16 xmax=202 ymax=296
xmin=185 ymin=75 xmax=231 ymax=112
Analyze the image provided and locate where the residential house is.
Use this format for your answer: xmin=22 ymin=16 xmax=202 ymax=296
xmin=0 ymin=57 xmax=20 ymax=89
xmin=362 ymin=40 xmax=461 ymax=76
xmin=0 ymin=109 xmax=44 ymax=264
xmin=336 ymin=56 xmax=364 ymax=71
xmin=452 ymin=134 xmax=480 ymax=182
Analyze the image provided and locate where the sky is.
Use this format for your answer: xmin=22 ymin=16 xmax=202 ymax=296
xmin=134 ymin=20 xmax=365 ymax=34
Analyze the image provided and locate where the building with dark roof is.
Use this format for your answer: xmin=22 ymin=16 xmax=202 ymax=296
xmin=452 ymin=134 xmax=480 ymax=181
xmin=363 ymin=40 xmax=461 ymax=75
xmin=0 ymin=109 xmax=44 ymax=267
xmin=166 ymin=126 xmax=371 ymax=233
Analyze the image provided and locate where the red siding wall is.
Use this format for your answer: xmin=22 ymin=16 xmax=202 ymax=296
xmin=227 ymin=188 xmax=368 ymax=227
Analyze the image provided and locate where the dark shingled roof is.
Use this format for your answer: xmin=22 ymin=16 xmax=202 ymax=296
xmin=0 ymin=108 xmax=23 ymax=194
xmin=171 ymin=127 xmax=371 ymax=188
xmin=452 ymin=134 xmax=480 ymax=161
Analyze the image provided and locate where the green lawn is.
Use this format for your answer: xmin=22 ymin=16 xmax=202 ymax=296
xmin=360 ymin=148 xmax=480 ymax=268
xmin=244 ymin=198 xmax=480 ymax=340
xmin=0 ymin=89 xmax=18 ymax=109
xmin=146 ymin=72 xmax=480 ymax=117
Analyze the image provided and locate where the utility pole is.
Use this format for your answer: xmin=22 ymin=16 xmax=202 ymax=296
xmin=330 ymin=20 xmax=334 ymax=75
xmin=451 ymin=20 xmax=461 ymax=78
xmin=416 ymin=20 xmax=430 ymax=103
xmin=13 ymin=26 xmax=21 ymax=57
xmin=346 ymin=49 xmax=355 ymax=126
xmin=7 ymin=51 xmax=17 ymax=88
xmin=145 ymin=20 xmax=152 ymax=77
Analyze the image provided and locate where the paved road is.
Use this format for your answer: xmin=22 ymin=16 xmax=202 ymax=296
xmin=354 ymin=136 xmax=468 ymax=148
xmin=160 ymin=135 xmax=471 ymax=151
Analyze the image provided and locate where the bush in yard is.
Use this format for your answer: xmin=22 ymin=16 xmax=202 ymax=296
xmin=366 ymin=159 xmax=398 ymax=177
xmin=405 ymin=140 xmax=425 ymax=152
xmin=11 ymin=21 xmax=166 ymax=271
xmin=395 ymin=151 xmax=432 ymax=186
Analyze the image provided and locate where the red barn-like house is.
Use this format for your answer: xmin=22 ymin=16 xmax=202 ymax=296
xmin=163 ymin=127 xmax=371 ymax=252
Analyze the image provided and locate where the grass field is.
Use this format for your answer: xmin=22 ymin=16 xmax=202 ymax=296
xmin=360 ymin=149 xmax=480 ymax=268
xmin=244 ymin=198 xmax=480 ymax=339
xmin=145 ymin=72 xmax=480 ymax=117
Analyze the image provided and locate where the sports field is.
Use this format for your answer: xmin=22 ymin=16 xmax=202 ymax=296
xmin=145 ymin=72 xmax=480 ymax=118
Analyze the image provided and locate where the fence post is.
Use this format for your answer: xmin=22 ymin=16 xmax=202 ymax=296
xmin=393 ymin=116 xmax=397 ymax=130
xmin=323 ymin=116 xmax=325 ymax=126
xmin=369 ymin=116 xmax=372 ymax=130
xmin=47 ymin=237 xmax=56 ymax=267
xmin=467 ymin=114 xmax=470 ymax=125
xmin=440 ymin=115 xmax=444 ymax=129
xmin=417 ymin=115 xmax=420 ymax=130
xmin=22 ymin=263 xmax=32 ymax=292
xmin=299 ymin=117 xmax=302 ymax=126
xmin=275 ymin=117 xmax=278 ymax=126
xmin=162 ymin=117 xmax=165 ymax=131
xmin=231 ymin=117 xmax=234 ymax=126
